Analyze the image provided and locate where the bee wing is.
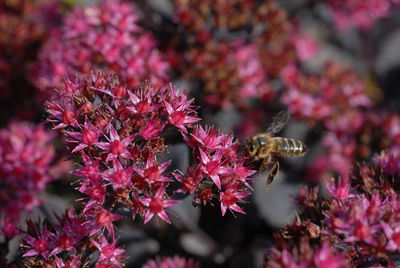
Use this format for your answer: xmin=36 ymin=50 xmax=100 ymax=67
xmin=265 ymin=111 xmax=291 ymax=135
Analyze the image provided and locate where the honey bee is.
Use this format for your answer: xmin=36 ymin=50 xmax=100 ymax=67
xmin=244 ymin=112 xmax=308 ymax=191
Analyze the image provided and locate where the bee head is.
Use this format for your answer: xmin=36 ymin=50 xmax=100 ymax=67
xmin=244 ymin=137 xmax=257 ymax=156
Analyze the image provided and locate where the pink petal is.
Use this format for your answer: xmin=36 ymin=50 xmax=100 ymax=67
xmin=53 ymin=123 xmax=68 ymax=130
xmin=159 ymin=160 xmax=172 ymax=173
xmin=106 ymin=153 xmax=117 ymax=162
xmin=140 ymin=197 xmax=151 ymax=206
xmin=23 ymin=250 xmax=39 ymax=257
xmin=210 ymin=174 xmax=221 ymax=189
xmin=72 ymin=143 xmax=87 ymax=153
xmin=163 ymin=100 xmax=174 ymax=114
xmin=144 ymin=211 xmax=154 ymax=224
xmin=220 ymin=203 xmax=227 ymax=216
xmin=120 ymin=151 xmax=133 ymax=160
xmin=109 ymin=125 xmax=119 ymax=141
xmin=199 ymin=149 xmax=209 ymax=164
xmin=122 ymin=134 xmax=136 ymax=146
xmin=230 ymin=204 xmax=246 ymax=215
xmin=163 ymin=199 xmax=180 ymax=208
xmin=183 ymin=116 xmax=201 ymax=124
xmin=94 ymin=142 xmax=110 ymax=150
xmin=158 ymin=210 xmax=171 ymax=224
xmin=128 ymin=91 xmax=140 ymax=104
xmin=66 ymin=131 xmax=82 ymax=140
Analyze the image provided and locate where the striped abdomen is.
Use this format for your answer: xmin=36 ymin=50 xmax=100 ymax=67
xmin=271 ymin=137 xmax=308 ymax=157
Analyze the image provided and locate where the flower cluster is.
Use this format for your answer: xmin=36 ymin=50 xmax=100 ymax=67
xmin=168 ymin=0 xmax=311 ymax=109
xmin=323 ymin=110 xmax=400 ymax=176
xmin=0 ymin=122 xmax=57 ymax=239
xmin=32 ymin=0 xmax=168 ymax=96
xmin=266 ymin=239 xmax=349 ymax=267
xmin=180 ymin=125 xmax=255 ymax=216
xmin=180 ymin=40 xmax=274 ymax=109
xmin=324 ymin=0 xmax=400 ymax=32
xmin=0 ymin=0 xmax=60 ymax=59
xmin=266 ymin=151 xmax=400 ymax=267
xmin=46 ymin=72 xmax=197 ymax=226
xmin=302 ymin=109 xmax=400 ymax=181
xmin=375 ymin=147 xmax=400 ymax=177
xmin=46 ymin=71 xmax=255 ymax=232
xmin=0 ymin=0 xmax=61 ymax=123
xmin=20 ymin=208 xmax=126 ymax=267
xmin=143 ymin=255 xmax=201 ymax=268
xmin=281 ymin=62 xmax=371 ymax=123
xmin=280 ymin=62 xmax=400 ymax=179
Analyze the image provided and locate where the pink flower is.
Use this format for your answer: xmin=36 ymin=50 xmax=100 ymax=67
xmin=87 ymin=207 xmax=123 ymax=238
xmin=135 ymin=156 xmax=172 ymax=185
xmin=280 ymin=63 xmax=298 ymax=86
xmin=233 ymin=42 xmax=272 ymax=99
xmin=374 ymin=149 xmax=400 ymax=176
xmin=140 ymin=186 xmax=179 ymax=224
xmin=199 ymin=149 xmax=231 ymax=189
xmin=0 ymin=122 xmax=59 ymax=239
xmin=21 ymin=225 xmax=57 ymax=259
xmin=232 ymin=161 xmax=256 ymax=190
xmin=95 ymin=125 xmax=135 ymax=161
xmin=127 ymin=89 xmax=156 ymax=114
xmin=46 ymin=94 xmax=80 ymax=130
xmin=71 ymin=152 xmax=102 ymax=181
xmin=219 ymin=189 xmax=250 ymax=216
xmin=325 ymin=177 xmax=355 ymax=200
xmin=139 ymin=117 xmax=166 ymax=140
xmin=66 ymin=118 xmax=101 ymax=153
xmin=143 ymin=255 xmax=201 ymax=268
xmin=292 ymin=34 xmax=319 ymax=61
xmin=174 ymin=166 xmax=203 ymax=194
xmin=77 ymin=181 xmax=107 ymax=213
xmin=164 ymin=88 xmax=201 ymax=133
xmin=32 ymin=0 xmax=169 ymax=93
xmin=102 ymin=160 xmax=134 ymax=189
xmin=382 ymin=221 xmax=400 ymax=251
xmin=55 ymin=255 xmax=80 ymax=268
xmin=326 ymin=0 xmax=393 ymax=32
xmin=313 ymin=242 xmax=348 ymax=268
xmin=188 ymin=125 xmax=225 ymax=152
xmin=91 ymin=235 xmax=126 ymax=267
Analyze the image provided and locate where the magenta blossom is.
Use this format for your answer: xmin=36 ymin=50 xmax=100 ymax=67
xmin=66 ymin=118 xmax=101 ymax=153
xmin=219 ymin=189 xmax=250 ymax=216
xmin=87 ymin=207 xmax=123 ymax=238
xmin=95 ymin=124 xmax=135 ymax=162
xmin=140 ymin=186 xmax=180 ymax=224
xmin=199 ymin=149 xmax=231 ymax=189
xmin=21 ymin=224 xmax=57 ymax=259
xmin=143 ymin=255 xmax=201 ymax=268
xmin=135 ymin=156 xmax=172 ymax=185
xmin=91 ymin=235 xmax=126 ymax=267
xmin=164 ymin=96 xmax=201 ymax=134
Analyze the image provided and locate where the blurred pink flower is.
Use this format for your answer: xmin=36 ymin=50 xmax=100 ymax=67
xmin=143 ymin=255 xmax=201 ymax=268
xmin=32 ymin=0 xmax=169 ymax=95
xmin=0 ymin=122 xmax=61 ymax=239
xmin=326 ymin=0 xmax=395 ymax=32
xmin=293 ymin=34 xmax=319 ymax=61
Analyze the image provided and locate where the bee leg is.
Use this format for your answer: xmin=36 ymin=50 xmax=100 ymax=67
xmin=259 ymin=157 xmax=270 ymax=173
xmin=266 ymin=161 xmax=280 ymax=191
